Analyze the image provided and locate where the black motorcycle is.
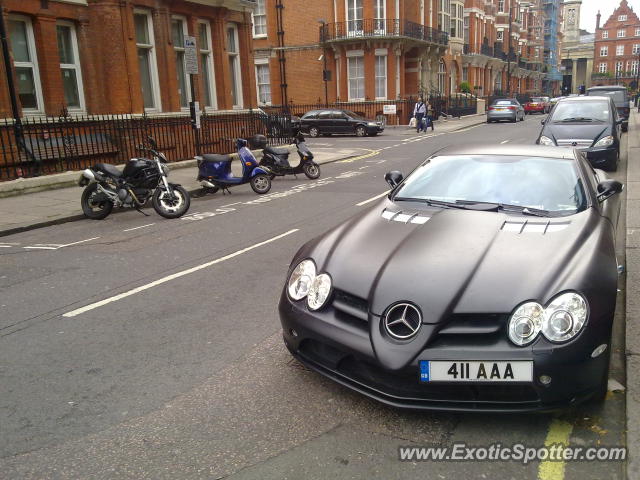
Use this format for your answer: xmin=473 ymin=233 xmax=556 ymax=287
xmin=256 ymin=132 xmax=320 ymax=180
xmin=78 ymin=137 xmax=190 ymax=220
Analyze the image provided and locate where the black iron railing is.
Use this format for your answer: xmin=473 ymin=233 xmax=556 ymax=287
xmin=320 ymin=19 xmax=449 ymax=46
xmin=0 ymin=111 xmax=295 ymax=181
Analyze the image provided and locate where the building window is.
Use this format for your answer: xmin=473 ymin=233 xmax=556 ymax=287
xmin=347 ymin=0 xmax=363 ymax=34
xmin=255 ymin=60 xmax=271 ymax=105
xmin=438 ymin=0 xmax=451 ymax=34
xmin=227 ymin=24 xmax=243 ymax=108
xmin=374 ymin=0 xmax=386 ymax=31
xmin=172 ymin=17 xmax=189 ymax=109
xmin=615 ymin=61 xmax=623 ymax=75
xmin=599 ymin=62 xmax=607 ymax=73
xmin=498 ymin=0 xmax=504 ymax=12
xmin=462 ymin=66 xmax=468 ymax=82
xmin=636 ymin=27 xmax=640 ymax=36
xmin=617 ymin=29 xmax=625 ymax=38
xmin=198 ymin=21 xmax=216 ymax=109
xmin=375 ymin=54 xmax=386 ymax=99
xmin=347 ymin=54 xmax=364 ymax=100
xmin=450 ymin=2 xmax=463 ymax=39
xmin=134 ymin=11 xmax=161 ymax=111
xmin=600 ymin=46 xmax=608 ymax=56
xmin=9 ymin=16 xmax=43 ymax=113
xmin=497 ymin=30 xmax=504 ymax=41
xmin=633 ymin=44 xmax=640 ymax=55
xmin=56 ymin=22 xmax=85 ymax=112
xmin=602 ymin=30 xmax=608 ymax=39
xmin=632 ymin=60 xmax=639 ymax=76
xmin=253 ymin=0 xmax=267 ymax=37
xmin=437 ymin=59 xmax=446 ymax=94
xmin=619 ymin=15 xmax=627 ymax=21
xmin=616 ymin=44 xmax=624 ymax=56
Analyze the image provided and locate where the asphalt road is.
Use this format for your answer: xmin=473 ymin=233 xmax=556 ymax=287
xmin=0 ymin=115 xmax=628 ymax=479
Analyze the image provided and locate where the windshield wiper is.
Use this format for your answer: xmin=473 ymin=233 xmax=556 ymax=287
xmin=455 ymin=200 xmax=553 ymax=217
xmin=394 ymin=197 xmax=470 ymax=210
xmin=556 ymin=117 xmax=595 ymax=122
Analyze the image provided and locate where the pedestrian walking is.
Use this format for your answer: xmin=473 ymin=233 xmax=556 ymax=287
xmin=413 ymin=97 xmax=426 ymax=133
xmin=426 ymin=101 xmax=435 ymax=131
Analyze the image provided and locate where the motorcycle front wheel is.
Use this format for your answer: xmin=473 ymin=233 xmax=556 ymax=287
xmin=152 ymin=185 xmax=191 ymax=218
xmin=81 ymin=183 xmax=113 ymax=220
xmin=303 ymin=162 xmax=320 ymax=179
xmin=250 ymin=174 xmax=272 ymax=194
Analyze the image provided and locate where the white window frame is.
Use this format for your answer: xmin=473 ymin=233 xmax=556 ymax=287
xmin=450 ymin=1 xmax=463 ymax=39
xmin=619 ymin=14 xmax=627 ymax=21
xmin=498 ymin=0 xmax=504 ymax=13
xmin=632 ymin=60 xmax=639 ymax=76
xmin=616 ymin=44 xmax=624 ymax=56
xmin=617 ymin=29 xmax=626 ymax=38
xmin=198 ymin=20 xmax=217 ymax=111
xmin=252 ymin=0 xmax=267 ymax=38
xmin=346 ymin=52 xmax=364 ymax=101
xmin=9 ymin=15 xmax=44 ymax=115
xmin=254 ymin=58 xmax=271 ymax=105
xmin=615 ymin=61 xmax=623 ymax=75
xmin=633 ymin=44 xmax=640 ymax=55
xmin=374 ymin=0 xmax=386 ymax=32
xmin=598 ymin=62 xmax=607 ymax=73
xmin=227 ymin=23 xmax=243 ymax=109
xmin=134 ymin=9 xmax=161 ymax=113
xmin=346 ymin=0 xmax=363 ymax=35
xmin=497 ymin=30 xmax=504 ymax=41
xmin=602 ymin=30 xmax=608 ymax=39
xmin=636 ymin=27 xmax=640 ymax=36
xmin=56 ymin=21 xmax=85 ymax=113
xmin=172 ymin=15 xmax=190 ymax=111
xmin=600 ymin=46 xmax=608 ymax=56
xmin=374 ymin=52 xmax=387 ymax=100
xmin=438 ymin=0 xmax=451 ymax=35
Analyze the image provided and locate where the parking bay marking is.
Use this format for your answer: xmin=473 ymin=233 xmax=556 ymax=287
xmin=123 ymin=223 xmax=155 ymax=232
xmin=63 ymin=229 xmax=299 ymax=317
xmin=537 ymin=419 xmax=573 ymax=480
xmin=23 ymin=237 xmax=100 ymax=250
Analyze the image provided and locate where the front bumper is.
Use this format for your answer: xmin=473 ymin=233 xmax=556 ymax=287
xmin=581 ymin=145 xmax=618 ymax=168
xmin=366 ymin=125 xmax=384 ymax=134
xmin=279 ymin=293 xmax=611 ymax=412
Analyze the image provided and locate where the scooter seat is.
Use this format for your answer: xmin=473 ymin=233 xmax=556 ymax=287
xmin=202 ymin=154 xmax=232 ymax=163
xmin=94 ymin=163 xmax=122 ymax=177
xmin=264 ymin=146 xmax=290 ymax=156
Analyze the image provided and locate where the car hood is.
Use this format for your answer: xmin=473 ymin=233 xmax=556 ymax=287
xmin=301 ymin=199 xmax=613 ymax=320
xmin=544 ymin=122 xmax=610 ymax=144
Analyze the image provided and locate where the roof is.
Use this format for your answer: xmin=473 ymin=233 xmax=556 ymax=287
xmin=433 ymin=144 xmax=576 ymax=160
xmin=587 ymin=85 xmax=627 ymax=91
xmin=556 ymin=95 xmax=611 ymax=102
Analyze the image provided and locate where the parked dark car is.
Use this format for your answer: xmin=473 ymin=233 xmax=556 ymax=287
xmin=300 ymin=109 xmax=384 ymax=137
xmin=486 ymin=99 xmax=525 ymax=123
xmin=586 ymin=85 xmax=629 ymax=132
xmin=536 ymin=96 xmax=622 ymax=171
xmin=279 ymin=144 xmax=622 ymax=412
xmin=255 ymin=108 xmax=300 ymax=138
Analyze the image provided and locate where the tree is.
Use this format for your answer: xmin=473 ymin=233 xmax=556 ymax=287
xmin=459 ymin=81 xmax=472 ymax=94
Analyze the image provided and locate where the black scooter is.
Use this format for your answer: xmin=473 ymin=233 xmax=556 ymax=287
xmin=257 ymin=132 xmax=320 ymax=180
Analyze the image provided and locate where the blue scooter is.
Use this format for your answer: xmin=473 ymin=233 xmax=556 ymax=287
xmin=196 ymin=138 xmax=272 ymax=195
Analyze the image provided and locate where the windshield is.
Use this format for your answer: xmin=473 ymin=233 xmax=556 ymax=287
xmin=531 ymin=97 xmax=544 ymax=102
xmin=394 ymin=155 xmax=587 ymax=214
xmin=550 ymin=101 xmax=610 ymax=122
xmin=588 ymin=90 xmax=626 ymax=103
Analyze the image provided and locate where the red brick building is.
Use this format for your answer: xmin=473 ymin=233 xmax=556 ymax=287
xmin=0 ymin=0 xmax=259 ymax=118
xmin=592 ymin=0 xmax=640 ymax=87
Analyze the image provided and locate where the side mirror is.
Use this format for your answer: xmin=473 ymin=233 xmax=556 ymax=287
xmin=385 ymin=170 xmax=403 ymax=188
xmin=616 ymin=118 xmax=623 ymax=125
xmin=147 ymin=136 xmax=158 ymax=149
xmin=540 ymin=118 xmax=546 ymax=125
xmin=597 ymin=179 xmax=623 ymax=202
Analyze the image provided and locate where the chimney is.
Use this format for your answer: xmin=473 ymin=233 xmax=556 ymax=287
xmin=596 ymin=10 xmax=601 ymax=29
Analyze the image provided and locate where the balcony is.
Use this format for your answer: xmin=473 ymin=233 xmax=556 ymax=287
xmin=319 ymin=19 xmax=449 ymax=46
xmin=185 ymin=0 xmax=256 ymax=9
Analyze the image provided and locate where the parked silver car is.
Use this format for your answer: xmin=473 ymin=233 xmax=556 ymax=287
xmin=487 ymin=99 xmax=525 ymax=123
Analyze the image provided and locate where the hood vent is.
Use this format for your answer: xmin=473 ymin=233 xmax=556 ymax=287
xmin=381 ymin=208 xmax=430 ymax=225
xmin=502 ymin=219 xmax=570 ymax=234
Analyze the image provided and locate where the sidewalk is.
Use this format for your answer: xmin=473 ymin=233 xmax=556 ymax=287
xmin=0 ymin=113 xmax=487 ymax=236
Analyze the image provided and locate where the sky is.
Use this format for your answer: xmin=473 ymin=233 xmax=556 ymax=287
xmin=580 ymin=0 xmax=640 ymax=33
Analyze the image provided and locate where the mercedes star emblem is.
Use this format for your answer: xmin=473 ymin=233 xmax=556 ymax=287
xmin=384 ymin=303 xmax=422 ymax=340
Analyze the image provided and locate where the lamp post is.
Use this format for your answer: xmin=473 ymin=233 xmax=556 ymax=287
xmin=318 ymin=19 xmax=329 ymax=106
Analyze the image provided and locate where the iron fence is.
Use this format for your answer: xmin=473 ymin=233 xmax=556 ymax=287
xmin=319 ymin=19 xmax=448 ymax=45
xmin=0 ymin=111 xmax=295 ymax=181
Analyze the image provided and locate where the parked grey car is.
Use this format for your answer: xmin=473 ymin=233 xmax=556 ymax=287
xmin=487 ymin=99 xmax=525 ymax=123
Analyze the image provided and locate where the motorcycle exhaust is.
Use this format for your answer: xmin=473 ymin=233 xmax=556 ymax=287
xmin=201 ymin=180 xmax=217 ymax=189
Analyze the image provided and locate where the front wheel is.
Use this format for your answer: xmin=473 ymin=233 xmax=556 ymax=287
xmin=355 ymin=125 xmax=367 ymax=137
xmin=250 ymin=174 xmax=272 ymax=194
xmin=308 ymin=127 xmax=320 ymax=138
xmin=303 ymin=162 xmax=321 ymax=179
xmin=81 ymin=183 xmax=113 ymax=220
xmin=152 ymin=185 xmax=190 ymax=218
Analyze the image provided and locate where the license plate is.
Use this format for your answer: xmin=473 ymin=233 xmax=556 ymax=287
xmin=495 ymin=108 xmax=506 ymax=111
xmin=419 ymin=360 xmax=533 ymax=382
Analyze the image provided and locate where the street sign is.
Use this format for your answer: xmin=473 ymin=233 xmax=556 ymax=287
xmin=383 ymin=104 xmax=396 ymax=115
xmin=190 ymin=101 xmax=201 ymax=129
xmin=184 ymin=36 xmax=198 ymax=75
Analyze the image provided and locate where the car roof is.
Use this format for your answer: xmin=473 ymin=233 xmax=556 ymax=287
xmin=433 ymin=144 xmax=577 ymax=160
xmin=556 ymin=95 xmax=611 ymax=102
xmin=587 ymin=85 xmax=626 ymax=91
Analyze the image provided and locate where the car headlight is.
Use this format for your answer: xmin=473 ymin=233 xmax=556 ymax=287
xmin=368 ymin=122 xmax=377 ymax=126
xmin=161 ymin=163 xmax=170 ymax=175
xmin=541 ymin=292 xmax=588 ymax=343
xmin=539 ymin=135 xmax=555 ymax=146
xmin=508 ymin=302 xmax=544 ymax=346
xmin=508 ymin=292 xmax=588 ymax=346
xmin=307 ymin=273 xmax=332 ymax=310
xmin=287 ymin=259 xmax=316 ymax=300
xmin=594 ymin=135 xmax=614 ymax=147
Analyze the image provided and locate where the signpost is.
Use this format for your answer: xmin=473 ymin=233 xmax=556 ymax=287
xmin=184 ymin=36 xmax=201 ymax=155
xmin=382 ymin=104 xmax=397 ymax=115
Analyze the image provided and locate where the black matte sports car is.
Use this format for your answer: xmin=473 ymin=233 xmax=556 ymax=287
xmin=279 ymin=145 xmax=623 ymax=412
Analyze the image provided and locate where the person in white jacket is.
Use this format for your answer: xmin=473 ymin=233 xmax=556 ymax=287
xmin=413 ymin=97 xmax=426 ymax=133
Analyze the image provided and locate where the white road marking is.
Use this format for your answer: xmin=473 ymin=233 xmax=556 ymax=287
xmin=62 ymin=229 xmax=299 ymax=318
xmin=23 ymin=237 xmax=100 ymax=251
xmin=23 ymin=246 xmax=58 ymax=250
xmin=501 ymin=140 xmax=510 ymax=144
xmin=59 ymin=237 xmax=100 ymax=248
xmin=220 ymin=202 xmax=241 ymax=208
xmin=356 ymin=191 xmax=389 ymax=206
xmin=123 ymin=223 xmax=155 ymax=232
xmin=0 ymin=245 xmax=12 ymax=248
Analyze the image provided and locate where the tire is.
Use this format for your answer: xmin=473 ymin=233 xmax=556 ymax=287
xmin=308 ymin=127 xmax=320 ymax=138
xmin=152 ymin=185 xmax=190 ymax=219
xmin=511 ymin=116 xmax=517 ymax=123
xmin=486 ymin=119 xmax=492 ymax=123
xmin=622 ymin=124 xmax=628 ymax=133
xmin=250 ymin=174 xmax=272 ymax=194
xmin=355 ymin=125 xmax=367 ymax=137
xmin=81 ymin=183 xmax=113 ymax=220
xmin=303 ymin=162 xmax=320 ymax=179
